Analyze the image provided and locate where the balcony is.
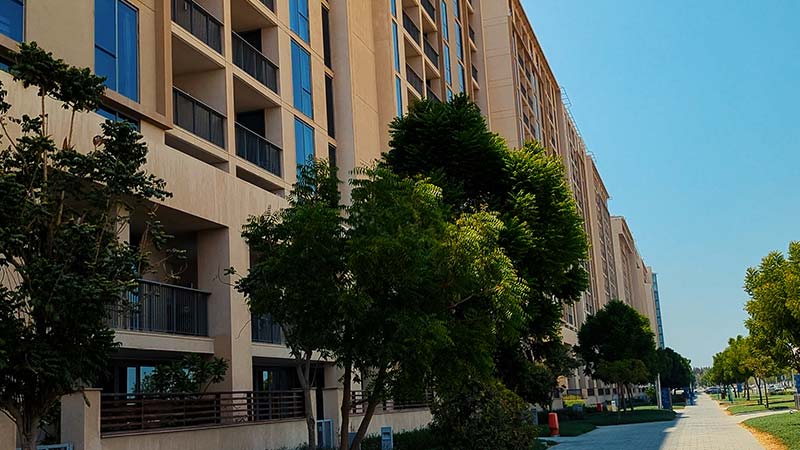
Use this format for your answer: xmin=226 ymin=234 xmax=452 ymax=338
xmin=402 ymin=13 xmax=421 ymax=45
xmin=259 ymin=0 xmax=274 ymax=11
xmin=172 ymin=0 xmax=223 ymax=54
xmin=235 ymin=123 xmax=282 ymax=177
xmin=426 ymin=87 xmax=440 ymax=103
xmin=423 ymin=40 xmax=439 ymax=66
xmin=469 ymin=25 xmax=476 ymax=43
xmin=232 ymin=32 xmax=279 ymax=93
xmin=107 ymin=279 xmax=210 ymax=337
xmin=421 ymin=0 xmax=436 ymax=22
xmin=472 ymin=64 xmax=478 ymax=81
xmin=173 ymin=88 xmax=226 ymax=148
xmin=252 ymin=314 xmax=285 ymax=344
xmin=406 ymin=65 xmax=424 ymax=95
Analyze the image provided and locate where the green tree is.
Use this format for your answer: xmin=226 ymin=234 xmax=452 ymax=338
xmin=653 ymin=348 xmax=693 ymax=392
xmin=383 ymin=94 xmax=589 ymax=410
xmin=575 ymin=301 xmax=657 ymax=412
xmin=237 ymin=160 xmax=346 ymax=450
xmin=142 ymin=355 xmax=228 ymax=394
xmin=0 ymin=43 xmax=170 ymax=450
xmin=744 ymin=242 xmax=800 ymax=373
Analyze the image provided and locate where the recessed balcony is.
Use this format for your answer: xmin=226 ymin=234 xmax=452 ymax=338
xmin=172 ymin=0 xmax=223 ymax=54
xmin=173 ymin=87 xmax=226 ymax=148
xmin=233 ymin=32 xmax=279 ymax=93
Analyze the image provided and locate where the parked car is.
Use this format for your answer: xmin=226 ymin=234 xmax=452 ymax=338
xmin=706 ymin=386 xmax=721 ymax=394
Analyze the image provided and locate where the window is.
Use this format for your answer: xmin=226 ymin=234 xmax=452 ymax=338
xmin=443 ymin=43 xmax=451 ymax=84
xmin=390 ymin=0 xmax=397 ymax=17
xmin=395 ymin=76 xmax=403 ymax=117
xmin=97 ymin=105 xmax=140 ymax=130
xmin=457 ymin=63 xmax=465 ymax=93
xmin=322 ymin=6 xmax=332 ymax=69
xmin=446 ymin=88 xmax=453 ymax=101
xmin=0 ymin=0 xmax=23 ymax=41
xmin=455 ymin=23 xmax=463 ymax=61
xmin=325 ymin=75 xmax=335 ymax=138
xmin=291 ymin=40 xmax=313 ymax=118
xmin=391 ymin=22 xmax=400 ymax=72
xmin=289 ymin=0 xmax=310 ymax=42
xmin=440 ymin=1 xmax=448 ymax=40
xmin=328 ymin=143 xmax=337 ymax=167
xmin=294 ymin=117 xmax=315 ymax=170
xmin=95 ymin=0 xmax=139 ymax=101
xmin=453 ymin=0 xmax=460 ymax=20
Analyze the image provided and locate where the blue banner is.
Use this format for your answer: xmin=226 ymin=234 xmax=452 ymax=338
xmin=794 ymin=374 xmax=800 ymax=394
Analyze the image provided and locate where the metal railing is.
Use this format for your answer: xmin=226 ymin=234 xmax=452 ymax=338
xmin=107 ymin=279 xmax=209 ymax=336
xmin=402 ymin=13 xmax=420 ymax=44
xmin=232 ymin=32 xmax=279 ymax=93
xmin=172 ymin=0 xmax=223 ymax=53
xmin=350 ymin=391 xmax=433 ymax=415
xmin=421 ymin=0 xmax=436 ymax=21
xmin=173 ymin=88 xmax=226 ymax=148
xmin=100 ymin=390 xmax=305 ymax=435
xmin=251 ymin=313 xmax=285 ymax=344
xmin=426 ymin=87 xmax=440 ymax=103
xmin=406 ymin=65 xmax=424 ymax=94
xmin=423 ymin=39 xmax=439 ymax=66
xmin=235 ymin=123 xmax=282 ymax=177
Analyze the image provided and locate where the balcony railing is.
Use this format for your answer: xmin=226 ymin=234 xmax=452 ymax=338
xmin=172 ymin=0 xmax=223 ymax=53
xmin=101 ymin=390 xmax=305 ymax=435
xmin=173 ymin=88 xmax=225 ymax=148
xmin=232 ymin=32 xmax=279 ymax=93
xmin=350 ymin=391 xmax=433 ymax=415
xmin=107 ymin=279 xmax=209 ymax=336
xmin=421 ymin=0 xmax=436 ymax=21
xmin=423 ymin=40 xmax=439 ymax=66
xmin=402 ymin=13 xmax=421 ymax=44
xmin=406 ymin=65 xmax=424 ymax=94
xmin=235 ymin=123 xmax=282 ymax=177
xmin=251 ymin=313 xmax=285 ymax=344
xmin=469 ymin=26 xmax=476 ymax=43
xmin=426 ymin=87 xmax=440 ymax=103
xmin=472 ymin=64 xmax=478 ymax=81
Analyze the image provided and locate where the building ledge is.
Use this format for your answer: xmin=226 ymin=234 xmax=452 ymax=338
xmin=114 ymin=330 xmax=215 ymax=354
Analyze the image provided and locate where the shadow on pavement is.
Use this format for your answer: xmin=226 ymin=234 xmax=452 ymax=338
xmin=545 ymin=411 xmax=683 ymax=450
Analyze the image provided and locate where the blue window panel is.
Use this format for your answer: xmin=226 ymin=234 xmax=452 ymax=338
xmin=290 ymin=0 xmax=310 ymax=42
xmin=395 ymin=76 xmax=402 ymax=117
xmin=453 ymin=0 xmax=460 ymax=20
xmin=94 ymin=0 xmax=139 ymax=102
xmin=440 ymin=1 xmax=448 ymax=41
xmin=391 ymin=22 xmax=400 ymax=72
xmin=294 ymin=117 xmax=315 ymax=172
xmin=446 ymin=88 xmax=453 ymax=101
xmin=443 ymin=44 xmax=451 ymax=84
xmin=97 ymin=105 xmax=140 ymax=130
xmin=0 ymin=0 xmax=24 ymax=41
xmin=117 ymin=2 xmax=138 ymax=101
xmin=291 ymin=40 xmax=313 ymax=118
xmin=457 ymin=64 xmax=465 ymax=93
xmin=455 ymin=23 xmax=463 ymax=61
xmin=390 ymin=0 xmax=396 ymax=17
xmin=95 ymin=0 xmax=115 ymax=52
xmin=95 ymin=49 xmax=117 ymax=90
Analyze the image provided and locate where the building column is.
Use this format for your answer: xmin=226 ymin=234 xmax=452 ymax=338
xmin=61 ymin=389 xmax=102 ymax=450
xmin=198 ymin=227 xmax=253 ymax=392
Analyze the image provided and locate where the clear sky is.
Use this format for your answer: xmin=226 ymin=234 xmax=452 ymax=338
xmin=520 ymin=0 xmax=800 ymax=367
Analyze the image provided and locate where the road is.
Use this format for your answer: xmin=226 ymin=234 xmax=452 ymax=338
xmin=548 ymin=394 xmax=772 ymax=450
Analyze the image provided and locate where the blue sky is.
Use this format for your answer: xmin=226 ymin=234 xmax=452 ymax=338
xmin=520 ymin=0 xmax=800 ymax=367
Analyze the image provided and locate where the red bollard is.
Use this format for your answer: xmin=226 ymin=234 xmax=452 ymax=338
xmin=548 ymin=412 xmax=560 ymax=437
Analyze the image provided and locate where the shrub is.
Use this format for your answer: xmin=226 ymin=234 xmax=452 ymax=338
xmin=432 ymin=381 xmax=537 ymax=450
xmin=361 ymin=428 xmax=443 ymax=450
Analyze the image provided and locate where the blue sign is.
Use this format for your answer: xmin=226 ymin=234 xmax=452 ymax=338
xmin=737 ymin=383 xmax=743 ymax=393
xmin=794 ymin=374 xmax=800 ymax=394
xmin=381 ymin=426 xmax=394 ymax=450
xmin=661 ymin=388 xmax=672 ymax=409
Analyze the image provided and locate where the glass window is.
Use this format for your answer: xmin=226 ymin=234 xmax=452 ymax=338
xmin=321 ymin=5 xmax=332 ymax=69
xmin=457 ymin=63 xmax=465 ymax=93
xmin=95 ymin=0 xmax=139 ymax=102
xmin=390 ymin=0 xmax=396 ymax=17
xmin=453 ymin=0 xmax=460 ymax=21
xmin=392 ymin=22 xmax=400 ymax=72
xmin=446 ymin=88 xmax=453 ymax=101
xmin=395 ymin=76 xmax=402 ymax=117
xmin=97 ymin=105 xmax=140 ymax=130
xmin=455 ymin=23 xmax=463 ymax=61
xmin=325 ymin=75 xmax=335 ymax=138
xmin=291 ymin=40 xmax=313 ymax=118
xmin=290 ymin=0 xmax=310 ymax=42
xmin=440 ymin=1 xmax=448 ymax=41
xmin=0 ymin=0 xmax=23 ymax=41
xmin=294 ymin=117 xmax=315 ymax=171
xmin=443 ymin=43 xmax=451 ymax=84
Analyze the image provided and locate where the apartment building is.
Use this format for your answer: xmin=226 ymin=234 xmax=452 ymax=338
xmin=0 ymin=0 xmax=664 ymax=448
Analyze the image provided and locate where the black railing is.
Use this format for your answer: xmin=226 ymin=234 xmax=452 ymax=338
xmin=235 ymin=123 xmax=282 ymax=177
xmin=421 ymin=0 xmax=436 ymax=21
xmin=423 ymin=40 xmax=439 ymax=66
xmin=426 ymin=87 xmax=440 ymax=103
xmin=173 ymin=88 xmax=226 ymax=147
xmin=101 ymin=390 xmax=305 ymax=435
xmin=251 ymin=313 xmax=285 ymax=344
xmin=350 ymin=391 xmax=433 ymax=415
xmin=469 ymin=26 xmax=476 ymax=43
xmin=232 ymin=32 xmax=279 ymax=93
xmin=472 ymin=64 xmax=478 ymax=81
xmin=402 ymin=13 xmax=420 ymax=44
xmin=406 ymin=65 xmax=424 ymax=94
xmin=172 ymin=0 xmax=223 ymax=53
xmin=107 ymin=279 xmax=209 ymax=336
xmin=259 ymin=0 xmax=274 ymax=11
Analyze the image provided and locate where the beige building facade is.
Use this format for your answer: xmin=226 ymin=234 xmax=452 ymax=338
xmin=0 ymin=0 xmax=663 ymax=448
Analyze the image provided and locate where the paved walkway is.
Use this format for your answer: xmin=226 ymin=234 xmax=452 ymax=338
xmin=548 ymin=394 xmax=766 ymax=450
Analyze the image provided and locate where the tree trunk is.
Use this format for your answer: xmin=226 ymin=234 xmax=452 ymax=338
xmin=339 ymin=363 xmax=352 ymax=450
xmin=296 ymin=353 xmax=317 ymax=450
xmin=756 ymin=377 xmax=763 ymax=405
xmin=350 ymin=398 xmax=380 ymax=450
xmin=18 ymin=415 xmax=41 ymax=450
xmin=746 ymin=380 xmax=750 ymax=401
xmin=765 ymin=387 xmax=770 ymax=409
xmin=628 ymin=385 xmax=635 ymax=411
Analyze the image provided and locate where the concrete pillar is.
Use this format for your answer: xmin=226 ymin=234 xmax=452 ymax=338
xmin=198 ymin=227 xmax=253 ymax=392
xmin=60 ymin=389 xmax=102 ymax=450
xmin=0 ymin=412 xmax=15 ymax=450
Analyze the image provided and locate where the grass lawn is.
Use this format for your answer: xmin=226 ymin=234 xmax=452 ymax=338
xmin=536 ymin=409 xmax=677 ymax=437
xmin=744 ymin=413 xmax=800 ymax=450
xmin=723 ymin=394 xmax=795 ymax=415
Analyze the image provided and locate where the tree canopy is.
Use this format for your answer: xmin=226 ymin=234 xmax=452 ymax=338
xmin=653 ymin=347 xmax=693 ymax=389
